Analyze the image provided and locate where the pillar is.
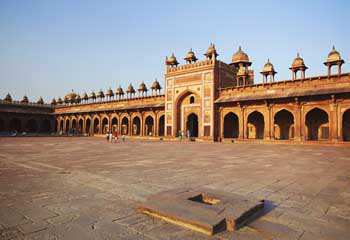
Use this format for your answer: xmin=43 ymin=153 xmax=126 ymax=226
xmin=330 ymin=101 xmax=339 ymax=142
xmin=239 ymin=106 xmax=245 ymax=139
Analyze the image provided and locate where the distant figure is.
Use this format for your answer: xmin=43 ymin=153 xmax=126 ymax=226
xmin=187 ymin=129 xmax=191 ymax=140
xmin=106 ymin=132 xmax=109 ymax=142
xmin=122 ymin=134 xmax=125 ymax=142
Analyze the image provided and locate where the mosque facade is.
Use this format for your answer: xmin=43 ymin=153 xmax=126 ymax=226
xmin=1 ymin=44 xmax=350 ymax=143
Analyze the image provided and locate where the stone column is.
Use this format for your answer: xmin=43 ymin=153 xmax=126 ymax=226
xmin=265 ymin=105 xmax=271 ymax=140
xmin=154 ymin=113 xmax=158 ymax=137
xmin=240 ymin=106 xmax=245 ymax=139
xmin=330 ymin=98 xmax=339 ymax=142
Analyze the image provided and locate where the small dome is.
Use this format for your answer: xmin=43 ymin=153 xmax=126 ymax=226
xmin=4 ymin=93 xmax=12 ymax=102
xmin=165 ymin=53 xmax=179 ymax=66
xmin=64 ymin=90 xmax=77 ymax=101
xmin=57 ymin=97 xmax=63 ymax=104
xmin=204 ymin=43 xmax=218 ymax=59
xmin=261 ymin=59 xmax=276 ymax=73
xmin=232 ymin=46 xmax=250 ymax=64
xmin=291 ymin=53 xmax=306 ymax=68
xmin=96 ymin=89 xmax=105 ymax=98
xmin=115 ymin=86 xmax=124 ymax=95
xmin=138 ymin=82 xmax=148 ymax=92
xmin=151 ymin=79 xmax=162 ymax=90
xmin=51 ymin=98 xmax=57 ymax=105
xmin=83 ymin=92 xmax=89 ymax=100
xmin=37 ymin=97 xmax=44 ymax=104
xmin=184 ymin=48 xmax=198 ymax=63
xmin=21 ymin=95 xmax=29 ymax=104
xmin=126 ymin=84 xmax=136 ymax=94
xmin=89 ymin=91 xmax=96 ymax=99
xmin=106 ymin=87 xmax=114 ymax=97
xmin=326 ymin=46 xmax=343 ymax=63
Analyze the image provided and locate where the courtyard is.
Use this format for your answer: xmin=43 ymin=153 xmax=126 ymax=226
xmin=0 ymin=137 xmax=350 ymax=239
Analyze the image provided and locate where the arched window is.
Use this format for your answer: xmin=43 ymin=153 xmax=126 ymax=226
xmin=189 ymin=96 xmax=195 ymax=104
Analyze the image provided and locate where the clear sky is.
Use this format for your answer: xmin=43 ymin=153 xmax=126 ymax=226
xmin=0 ymin=0 xmax=349 ymax=102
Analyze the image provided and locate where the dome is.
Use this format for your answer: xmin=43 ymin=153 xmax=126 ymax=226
xmin=138 ymin=82 xmax=148 ymax=92
xmin=261 ymin=59 xmax=276 ymax=74
xmin=83 ymin=92 xmax=89 ymax=100
xmin=106 ymin=88 xmax=114 ymax=97
xmin=184 ymin=48 xmax=198 ymax=63
xmin=326 ymin=46 xmax=343 ymax=63
xmin=89 ymin=91 xmax=96 ymax=99
xmin=151 ymin=79 xmax=162 ymax=90
xmin=4 ymin=93 xmax=12 ymax=102
xmin=96 ymin=89 xmax=104 ymax=98
xmin=291 ymin=53 xmax=306 ymax=68
xmin=21 ymin=95 xmax=29 ymax=104
xmin=232 ymin=46 xmax=250 ymax=64
xmin=51 ymin=98 xmax=57 ymax=105
xmin=165 ymin=53 xmax=179 ymax=66
xmin=64 ymin=90 xmax=77 ymax=101
xmin=204 ymin=43 xmax=218 ymax=59
xmin=37 ymin=97 xmax=44 ymax=104
xmin=57 ymin=97 xmax=63 ymax=104
xmin=115 ymin=86 xmax=124 ymax=95
xmin=126 ymin=84 xmax=135 ymax=94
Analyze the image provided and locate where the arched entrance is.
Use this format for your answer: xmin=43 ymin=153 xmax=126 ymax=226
xmin=0 ymin=118 xmax=5 ymax=132
xmin=78 ymin=119 xmax=84 ymax=134
xmin=59 ymin=120 xmax=64 ymax=132
xmin=111 ymin=117 xmax=118 ymax=132
xmin=145 ymin=116 xmax=154 ymax=136
xmin=85 ymin=118 xmax=91 ymax=135
xmin=71 ymin=119 xmax=77 ymax=133
xmin=26 ymin=119 xmax=38 ymax=133
xmin=186 ymin=113 xmax=198 ymax=137
xmin=175 ymin=91 xmax=201 ymax=137
xmin=65 ymin=119 xmax=69 ymax=133
xmin=93 ymin=118 xmax=100 ymax=134
xmin=342 ymin=109 xmax=350 ymax=141
xmin=10 ymin=118 xmax=21 ymax=132
xmin=274 ymin=109 xmax=294 ymax=140
xmin=102 ymin=117 xmax=109 ymax=134
xmin=305 ymin=108 xmax=329 ymax=140
xmin=247 ymin=111 xmax=264 ymax=139
xmin=223 ymin=112 xmax=239 ymax=138
xmin=132 ymin=116 xmax=141 ymax=135
xmin=40 ymin=119 xmax=51 ymax=133
xmin=158 ymin=115 xmax=165 ymax=136
xmin=121 ymin=117 xmax=129 ymax=135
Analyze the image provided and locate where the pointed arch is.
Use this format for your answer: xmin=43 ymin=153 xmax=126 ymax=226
xmin=223 ymin=112 xmax=239 ymax=138
xmin=305 ymin=107 xmax=329 ymax=140
xmin=247 ymin=111 xmax=264 ymax=139
xmin=274 ymin=109 xmax=294 ymax=140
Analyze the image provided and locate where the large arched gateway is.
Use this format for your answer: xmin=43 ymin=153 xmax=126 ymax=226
xmin=145 ymin=116 xmax=154 ymax=136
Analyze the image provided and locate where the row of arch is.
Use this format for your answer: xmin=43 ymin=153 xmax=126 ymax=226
xmin=0 ymin=117 xmax=52 ymax=133
xmin=223 ymin=108 xmax=350 ymax=141
xmin=57 ymin=114 xmax=165 ymax=137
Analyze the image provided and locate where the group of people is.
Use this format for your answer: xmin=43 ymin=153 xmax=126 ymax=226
xmin=105 ymin=130 xmax=125 ymax=143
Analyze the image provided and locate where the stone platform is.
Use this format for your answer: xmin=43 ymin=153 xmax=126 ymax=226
xmin=138 ymin=188 xmax=264 ymax=235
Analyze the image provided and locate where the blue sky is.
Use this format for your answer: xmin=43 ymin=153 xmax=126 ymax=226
xmin=0 ymin=0 xmax=349 ymax=102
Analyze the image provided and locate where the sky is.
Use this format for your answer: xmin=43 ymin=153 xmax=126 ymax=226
xmin=0 ymin=0 xmax=349 ymax=102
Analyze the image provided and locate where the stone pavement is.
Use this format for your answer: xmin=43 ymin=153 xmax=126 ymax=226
xmin=0 ymin=137 xmax=349 ymax=239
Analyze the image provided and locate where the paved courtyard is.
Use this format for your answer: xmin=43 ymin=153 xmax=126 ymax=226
xmin=0 ymin=137 xmax=350 ymax=240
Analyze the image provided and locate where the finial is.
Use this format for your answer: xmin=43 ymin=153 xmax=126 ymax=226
xmin=297 ymin=52 xmax=300 ymax=58
xmin=267 ymin=58 xmax=270 ymax=63
xmin=238 ymin=46 xmax=242 ymax=51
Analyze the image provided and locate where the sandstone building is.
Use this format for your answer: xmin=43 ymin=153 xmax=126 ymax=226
xmin=1 ymin=45 xmax=350 ymax=143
